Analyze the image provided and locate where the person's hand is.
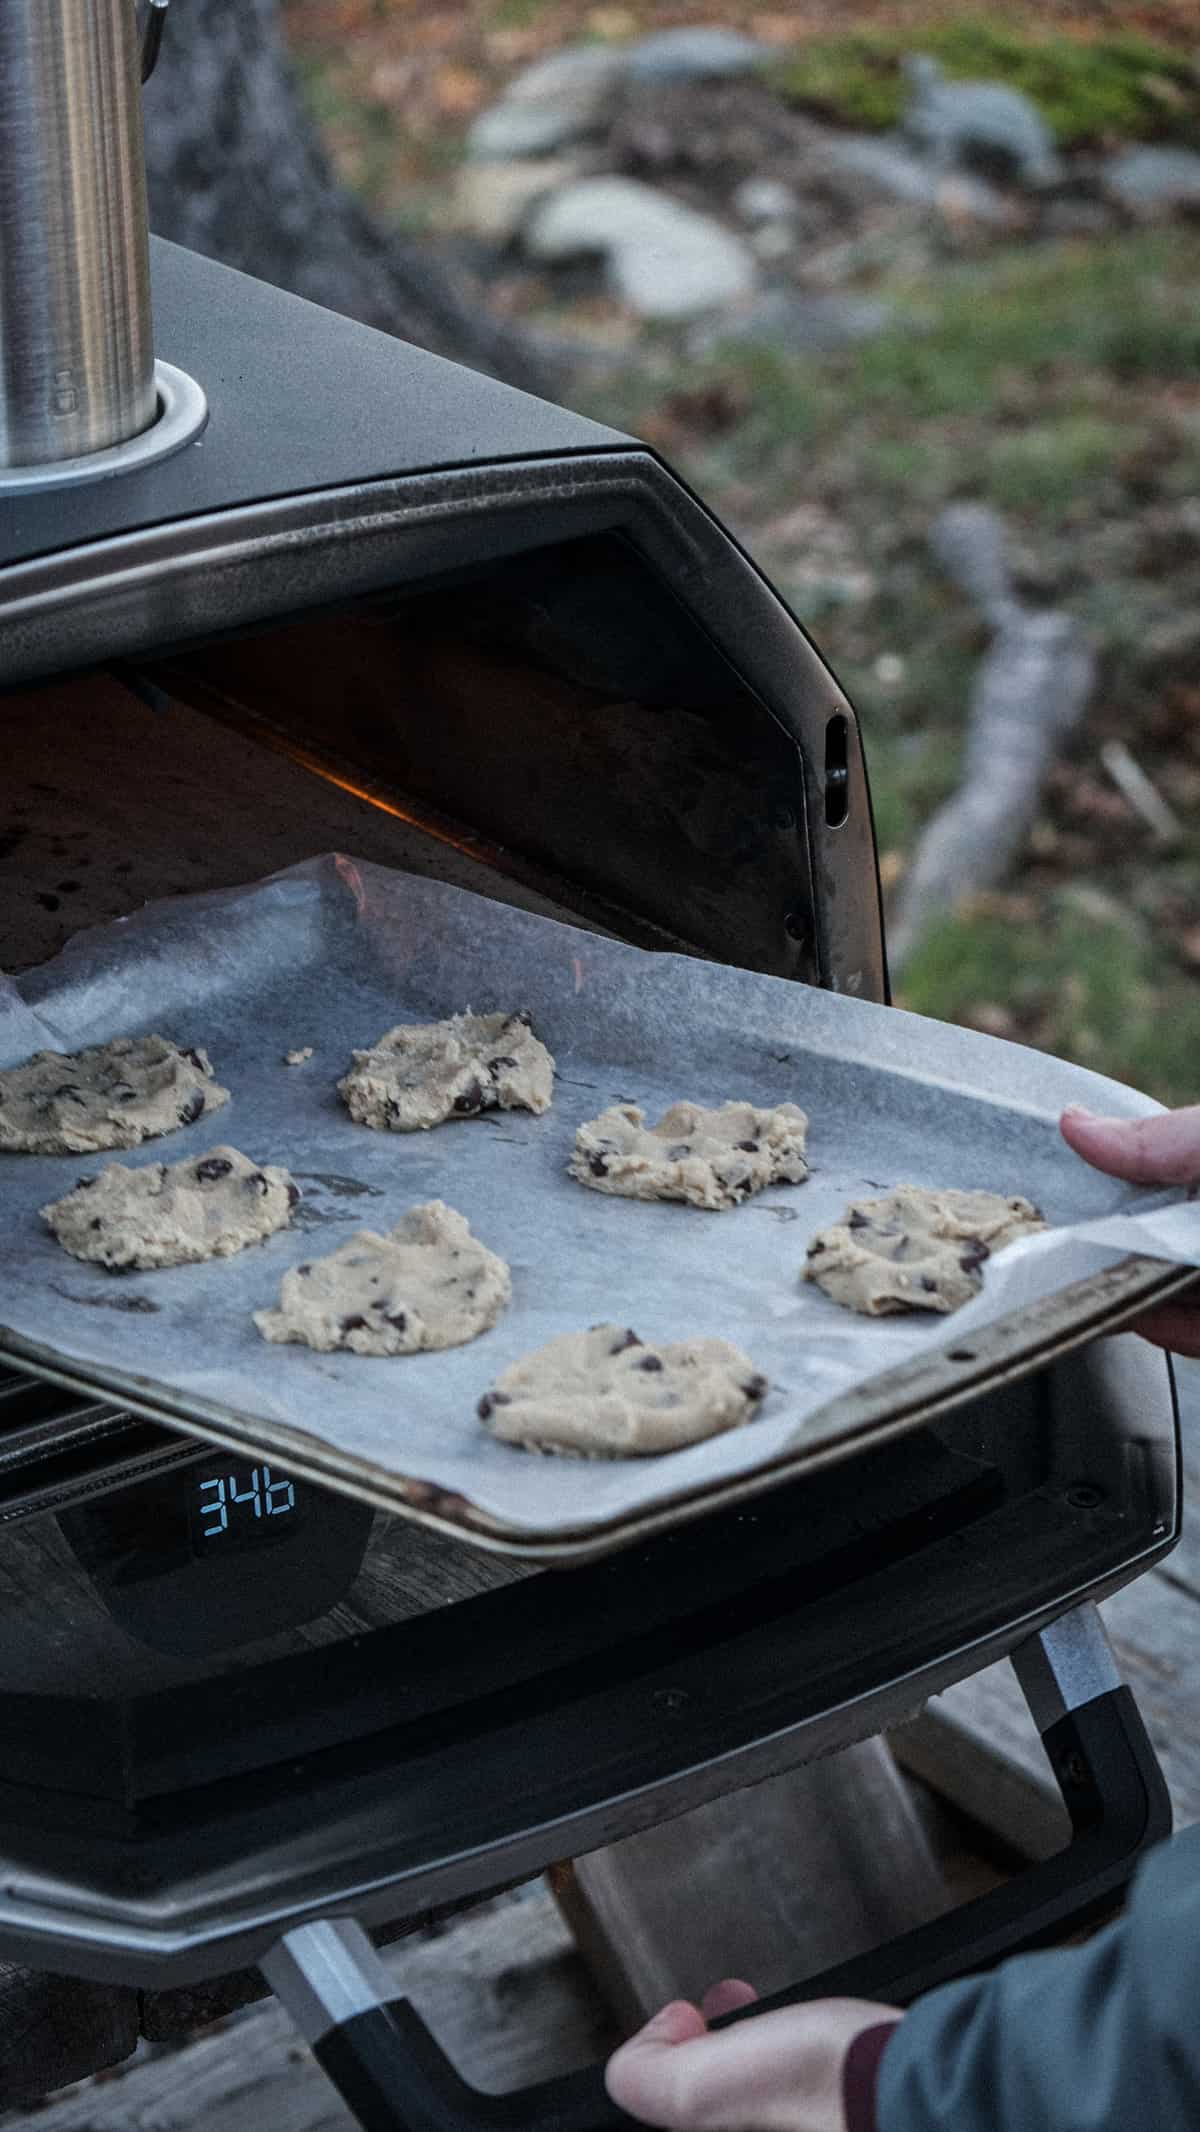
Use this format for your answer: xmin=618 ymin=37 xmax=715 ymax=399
xmin=1061 ymin=1102 xmax=1200 ymax=1355
xmin=604 ymin=1981 xmax=900 ymax=2131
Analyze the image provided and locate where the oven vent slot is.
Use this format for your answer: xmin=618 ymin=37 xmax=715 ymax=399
xmin=0 ymin=1368 xmax=194 ymax=1522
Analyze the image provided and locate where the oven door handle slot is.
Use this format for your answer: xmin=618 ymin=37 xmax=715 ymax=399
xmin=263 ymin=1606 xmax=1169 ymax=2132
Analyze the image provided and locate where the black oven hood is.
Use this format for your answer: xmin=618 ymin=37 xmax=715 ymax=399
xmin=0 ymin=238 xmax=625 ymax=567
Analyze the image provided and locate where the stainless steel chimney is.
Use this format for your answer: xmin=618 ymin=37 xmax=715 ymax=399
xmin=0 ymin=0 xmax=160 ymax=469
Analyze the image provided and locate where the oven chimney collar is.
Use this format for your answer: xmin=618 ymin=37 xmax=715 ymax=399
xmin=0 ymin=0 xmax=205 ymax=489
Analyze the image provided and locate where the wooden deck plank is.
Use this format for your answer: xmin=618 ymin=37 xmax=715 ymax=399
xmin=561 ymin=1742 xmax=954 ymax=2029
xmin=2 ymin=1885 xmax=617 ymax=2130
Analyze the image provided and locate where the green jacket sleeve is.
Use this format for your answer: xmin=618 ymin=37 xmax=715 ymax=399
xmin=877 ymin=1824 xmax=1200 ymax=2132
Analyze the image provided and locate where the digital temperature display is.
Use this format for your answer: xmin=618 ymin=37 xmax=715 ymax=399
xmin=186 ymin=1461 xmax=305 ymax=1557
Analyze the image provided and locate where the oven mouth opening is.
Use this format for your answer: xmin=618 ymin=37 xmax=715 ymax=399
xmin=0 ymin=364 xmax=208 ymax=496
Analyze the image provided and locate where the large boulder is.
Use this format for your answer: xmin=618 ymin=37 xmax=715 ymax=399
xmin=467 ymin=45 xmax=624 ymax=160
xmin=624 ymin=28 xmax=772 ymax=83
xmin=525 ymin=177 xmax=757 ymax=318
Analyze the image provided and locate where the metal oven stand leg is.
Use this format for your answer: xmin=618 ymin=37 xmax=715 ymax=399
xmin=261 ymin=1602 xmax=1170 ymax=2132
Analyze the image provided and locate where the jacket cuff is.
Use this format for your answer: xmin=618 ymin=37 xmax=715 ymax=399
xmin=842 ymin=2019 xmax=903 ymax=2132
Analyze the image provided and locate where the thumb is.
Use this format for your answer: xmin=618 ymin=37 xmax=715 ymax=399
xmin=1060 ymin=1104 xmax=1200 ymax=1188
xmin=605 ymin=2001 xmax=709 ymax=2126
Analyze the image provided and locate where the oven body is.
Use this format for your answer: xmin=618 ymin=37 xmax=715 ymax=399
xmin=0 ymin=239 xmax=883 ymax=1000
xmin=0 ymin=239 xmax=1180 ymax=2123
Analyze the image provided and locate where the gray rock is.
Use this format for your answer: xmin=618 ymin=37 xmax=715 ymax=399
xmin=525 ymin=177 xmax=757 ymax=318
xmin=900 ymin=53 xmax=1061 ymax=188
xmin=450 ymin=157 xmax=582 ymax=242
xmin=734 ymin=176 xmax=798 ymax=224
xmin=1103 ymin=146 xmax=1200 ymax=220
xmin=624 ymin=28 xmax=771 ymax=83
xmin=824 ymin=133 xmax=942 ymax=206
xmin=824 ymin=133 xmax=1012 ymax=225
xmin=751 ymin=221 xmax=798 ymax=262
xmin=467 ymin=45 xmax=623 ymax=160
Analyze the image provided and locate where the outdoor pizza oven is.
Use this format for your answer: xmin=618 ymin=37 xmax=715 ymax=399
xmin=0 ymin=192 xmax=1190 ymax=2132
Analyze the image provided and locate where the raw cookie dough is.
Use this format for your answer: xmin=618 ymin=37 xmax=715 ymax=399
xmin=42 ymin=1146 xmax=298 ymax=1270
xmin=0 ymin=1035 xmax=229 ymax=1155
xmin=804 ymin=1184 xmax=1046 ymax=1316
xmin=569 ymin=1100 xmax=809 ymax=1210
xmin=254 ymin=1199 xmax=510 ymax=1354
xmin=338 ymin=1010 xmax=554 ymax=1131
xmin=477 ymin=1322 xmax=769 ymax=1457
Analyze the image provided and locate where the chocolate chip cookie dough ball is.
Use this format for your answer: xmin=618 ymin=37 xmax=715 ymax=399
xmin=804 ymin=1185 xmax=1045 ymax=1316
xmin=43 ymin=1147 xmax=298 ymax=1270
xmin=338 ymin=1011 xmax=554 ymax=1131
xmin=0 ymin=1035 xmax=229 ymax=1155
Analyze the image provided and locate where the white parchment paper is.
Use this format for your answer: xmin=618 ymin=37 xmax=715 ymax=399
xmin=1 ymin=854 xmax=1197 ymax=1537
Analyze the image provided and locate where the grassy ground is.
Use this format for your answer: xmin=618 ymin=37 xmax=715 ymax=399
xmin=283 ymin=2 xmax=1200 ymax=1103
xmin=584 ymin=224 xmax=1200 ymax=1101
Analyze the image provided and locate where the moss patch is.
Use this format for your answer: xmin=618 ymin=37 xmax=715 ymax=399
xmin=897 ymin=904 xmax=1200 ymax=1105
xmin=770 ymin=22 xmax=1200 ymax=148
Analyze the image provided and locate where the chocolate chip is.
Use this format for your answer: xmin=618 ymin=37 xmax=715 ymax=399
xmin=74 ymin=1175 xmax=96 ymax=1190
xmin=960 ymin=1244 xmax=990 ymax=1274
xmin=452 ymin=1080 xmax=487 ymax=1114
xmin=488 ymin=1055 xmax=518 ymax=1074
xmin=298 ymin=1263 xmax=312 ymax=1277
xmin=195 ymin=1157 xmax=233 ymax=1182
xmin=742 ymin=1373 xmax=768 ymax=1401
xmin=177 ymin=1090 xmax=205 ymax=1125
xmin=736 ymin=1140 xmax=760 ymax=1153
xmin=340 ymin=1314 xmax=369 ymax=1333
xmin=588 ymin=1153 xmax=608 ymax=1177
xmin=666 ymin=1143 xmax=692 ymax=1160
xmin=638 ymin=1354 xmax=664 ymax=1372
xmin=477 ymin=1393 xmax=493 ymax=1420
xmin=52 ymin=1085 xmax=85 ymax=1102
xmin=90 ymin=1216 xmax=102 ymax=1231
xmin=847 ymin=1210 xmax=868 ymax=1230
xmin=508 ymin=1009 xmax=534 ymax=1028
xmin=386 ymin=1311 xmax=407 ymax=1332
xmin=111 ymin=1085 xmax=138 ymax=1103
xmin=920 ymin=1276 xmax=940 ymax=1293
xmin=609 ymin=1328 xmax=642 ymax=1354
xmin=181 ymin=1048 xmax=206 ymax=1072
xmin=807 ymin=1239 xmax=826 ymax=1255
xmin=286 ymin=1181 xmax=300 ymax=1207
xmin=247 ymin=1172 xmax=270 ymax=1195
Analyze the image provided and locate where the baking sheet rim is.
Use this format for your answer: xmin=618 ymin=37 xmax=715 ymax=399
xmin=2 ymin=1250 xmax=1192 ymax=1564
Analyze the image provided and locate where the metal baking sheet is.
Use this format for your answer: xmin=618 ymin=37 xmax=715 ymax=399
xmin=1 ymin=853 xmax=1198 ymax=1557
